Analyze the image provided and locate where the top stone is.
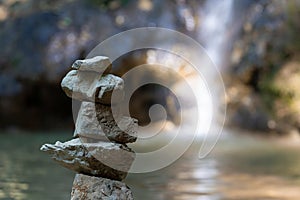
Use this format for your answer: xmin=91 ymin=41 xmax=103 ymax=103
xmin=61 ymin=70 xmax=124 ymax=105
xmin=72 ymin=56 xmax=112 ymax=74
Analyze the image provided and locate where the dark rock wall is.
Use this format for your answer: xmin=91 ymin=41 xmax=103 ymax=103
xmin=0 ymin=0 xmax=198 ymax=130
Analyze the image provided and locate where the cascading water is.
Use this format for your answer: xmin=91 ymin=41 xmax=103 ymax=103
xmin=199 ymin=0 xmax=234 ymax=69
xmin=185 ymin=0 xmax=235 ymax=134
xmin=132 ymin=0 xmax=236 ymax=154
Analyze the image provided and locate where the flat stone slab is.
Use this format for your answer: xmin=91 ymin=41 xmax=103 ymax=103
xmin=61 ymin=70 xmax=124 ymax=105
xmin=96 ymin=104 xmax=138 ymax=143
xmin=40 ymin=138 xmax=135 ymax=181
xmin=71 ymin=174 xmax=134 ymax=200
xmin=72 ymin=56 xmax=112 ymax=74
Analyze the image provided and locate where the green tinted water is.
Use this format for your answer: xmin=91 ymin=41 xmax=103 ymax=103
xmin=1 ymin=132 xmax=300 ymax=200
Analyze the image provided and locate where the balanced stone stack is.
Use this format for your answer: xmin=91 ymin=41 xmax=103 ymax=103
xmin=40 ymin=56 xmax=138 ymax=200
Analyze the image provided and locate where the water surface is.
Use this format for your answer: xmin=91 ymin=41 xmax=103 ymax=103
xmin=1 ymin=131 xmax=300 ymax=200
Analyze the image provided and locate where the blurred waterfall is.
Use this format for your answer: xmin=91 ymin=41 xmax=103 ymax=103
xmin=199 ymin=0 xmax=234 ymax=69
xmin=119 ymin=1 xmax=236 ymax=145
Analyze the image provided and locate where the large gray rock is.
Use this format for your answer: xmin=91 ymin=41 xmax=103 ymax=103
xmin=72 ymin=56 xmax=112 ymax=74
xmin=40 ymin=138 xmax=135 ymax=181
xmin=74 ymin=102 xmax=137 ymax=144
xmin=74 ymin=101 xmax=108 ymax=139
xmin=71 ymin=174 xmax=134 ymax=200
xmin=61 ymin=70 xmax=124 ymax=105
xmin=96 ymin=104 xmax=138 ymax=144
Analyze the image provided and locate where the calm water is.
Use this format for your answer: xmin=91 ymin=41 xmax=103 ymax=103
xmin=1 ymin=131 xmax=300 ymax=200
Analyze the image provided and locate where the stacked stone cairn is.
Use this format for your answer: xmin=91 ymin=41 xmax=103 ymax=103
xmin=40 ymin=56 xmax=138 ymax=200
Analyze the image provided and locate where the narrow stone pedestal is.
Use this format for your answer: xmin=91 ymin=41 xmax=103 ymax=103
xmin=71 ymin=174 xmax=134 ymax=200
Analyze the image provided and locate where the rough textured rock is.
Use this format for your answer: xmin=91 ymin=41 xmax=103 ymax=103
xmin=95 ymin=104 xmax=138 ymax=144
xmin=61 ymin=70 xmax=124 ymax=104
xmin=72 ymin=56 xmax=112 ymax=74
xmin=74 ymin=101 xmax=108 ymax=139
xmin=40 ymin=138 xmax=135 ymax=181
xmin=71 ymin=174 xmax=134 ymax=200
xmin=74 ymin=102 xmax=137 ymax=144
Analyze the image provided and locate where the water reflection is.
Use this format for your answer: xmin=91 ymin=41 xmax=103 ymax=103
xmin=127 ymin=132 xmax=300 ymax=200
xmin=0 ymin=142 xmax=28 ymax=200
xmin=0 ymin=181 xmax=28 ymax=200
xmin=0 ymin=133 xmax=74 ymax=200
xmin=219 ymin=173 xmax=300 ymax=200
xmin=165 ymin=158 xmax=220 ymax=200
xmin=126 ymin=141 xmax=221 ymax=200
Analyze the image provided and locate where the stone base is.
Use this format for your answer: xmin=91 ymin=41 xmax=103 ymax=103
xmin=71 ymin=174 xmax=134 ymax=200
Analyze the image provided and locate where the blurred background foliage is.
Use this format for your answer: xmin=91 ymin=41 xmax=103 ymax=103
xmin=0 ymin=0 xmax=299 ymax=135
